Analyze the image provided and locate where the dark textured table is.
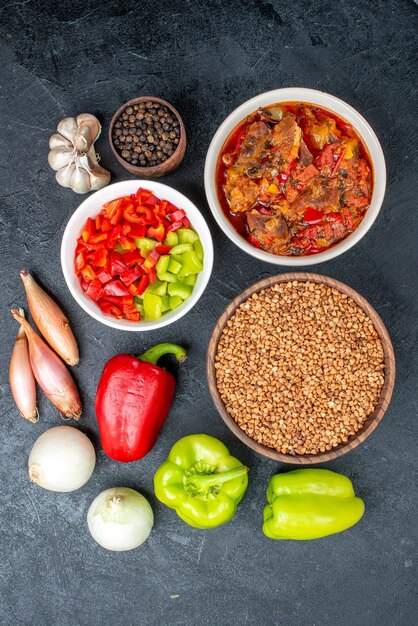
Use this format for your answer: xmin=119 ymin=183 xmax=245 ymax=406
xmin=1 ymin=1 xmax=417 ymax=625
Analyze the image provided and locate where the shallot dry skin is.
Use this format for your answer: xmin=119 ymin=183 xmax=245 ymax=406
xmin=9 ymin=308 xmax=38 ymax=423
xmin=20 ymin=270 xmax=79 ymax=366
xmin=11 ymin=308 xmax=82 ymax=420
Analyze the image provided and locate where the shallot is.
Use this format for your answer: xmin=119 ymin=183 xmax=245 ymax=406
xmin=9 ymin=308 xmax=38 ymax=423
xmin=28 ymin=425 xmax=95 ymax=492
xmin=20 ymin=270 xmax=79 ymax=366
xmin=87 ymin=488 xmax=154 ymax=551
xmin=10 ymin=308 xmax=82 ymax=420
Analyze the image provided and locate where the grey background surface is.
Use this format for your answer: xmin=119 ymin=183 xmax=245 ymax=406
xmin=0 ymin=1 xmax=417 ymax=625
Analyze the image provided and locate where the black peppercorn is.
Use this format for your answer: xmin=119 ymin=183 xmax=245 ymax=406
xmin=113 ymin=99 xmax=182 ymax=168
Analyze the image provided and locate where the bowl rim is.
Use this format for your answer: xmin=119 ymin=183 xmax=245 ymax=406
xmin=109 ymin=96 xmax=186 ymax=176
xmin=204 ymin=87 xmax=386 ymax=266
xmin=206 ymin=272 xmax=396 ymax=464
xmin=61 ymin=180 xmax=213 ymax=331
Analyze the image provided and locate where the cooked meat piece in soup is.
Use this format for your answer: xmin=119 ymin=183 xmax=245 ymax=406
xmin=247 ymin=209 xmax=290 ymax=254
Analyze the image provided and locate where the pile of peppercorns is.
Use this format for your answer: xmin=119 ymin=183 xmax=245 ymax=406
xmin=112 ymin=100 xmax=181 ymax=168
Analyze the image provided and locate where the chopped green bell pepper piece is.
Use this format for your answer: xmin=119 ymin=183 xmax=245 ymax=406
xmin=167 ymin=281 xmax=193 ymax=300
xmin=169 ymin=243 xmax=193 ymax=255
xmin=145 ymin=281 xmax=167 ymax=296
xmin=169 ymin=295 xmax=183 ymax=309
xmin=183 ymin=274 xmax=197 ymax=286
xmin=143 ymin=292 xmax=162 ymax=320
xmin=177 ymin=228 xmax=199 ymax=244
xmin=177 ymin=251 xmax=203 ymax=276
xmin=163 ymin=231 xmax=179 ymax=246
xmin=134 ymin=302 xmax=144 ymax=316
xmin=193 ymin=239 xmax=204 ymax=261
xmin=154 ymin=434 xmax=249 ymax=529
xmin=167 ymin=258 xmax=182 ymax=275
xmin=161 ymin=295 xmax=171 ymax=312
xmin=134 ymin=237 xmax=157 ymax=258
xmin=263 ymin=469 xmax=365 ymax=540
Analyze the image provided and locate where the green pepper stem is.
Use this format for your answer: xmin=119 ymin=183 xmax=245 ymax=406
xmin=187 ymin=466 xmax=248 ymax=489
xmin=138 ymin=343 xmax=187 ymax=365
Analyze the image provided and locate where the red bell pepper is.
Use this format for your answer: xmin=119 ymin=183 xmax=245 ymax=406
xmin=303 ymin=207 xmax=324 ymax=225
xmin=95 ymin=343 xmax=187 ymax=462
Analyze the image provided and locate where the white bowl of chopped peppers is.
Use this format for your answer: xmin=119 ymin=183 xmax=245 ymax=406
xmin=61 ymin=180 xmax=213 ymax=330
xmin=204 ymin=87 xmax=386 ymax=265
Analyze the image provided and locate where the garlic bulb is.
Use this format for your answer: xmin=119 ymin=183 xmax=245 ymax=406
xmin=48 ymin=114 xmax=110 ymax=194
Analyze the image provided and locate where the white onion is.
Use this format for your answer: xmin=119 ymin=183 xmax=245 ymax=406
xmin=87 ymin=488 xmax=153 ymax=552
xmin=28 ymin=426 xmax=95 ymax=492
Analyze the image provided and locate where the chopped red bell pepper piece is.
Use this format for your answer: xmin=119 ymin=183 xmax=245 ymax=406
xmin=147 ymin=223 xmax=165 ymax=242
xmin=303 ymin=207 xmax=324 ymax=225
xmin=85 ymin=279 xmax=103 ymax=302
xmin=128 ymin=282 xmax=139 ymax=295
xmin=142 ymin=193 xmax=160 ymax=207
xmin=92 ymin=248 xmax=108 ymax=267
xmin=149 ymin=267 xmax=156 ymax=284
xmin=81 ymin=264 xmax=96 ymax=282
xmin=75 ymin=250 xmax=86 ymax=274
xmin=137 ymin=188 xmax=151 ymax=202
xmin=165 ymin=202 xmax=179 ymax=214
xmin=107 ymin=225 xmax=123 ymax=249
xmin=96 ymin=270 xmax=113 ymax=284
xmin=104 ymin=199 xmax=124 ymax=224
xmin=103 ymin=280 xmax=131 ymax=297
xmin=97 ymin=299 xmax=123 ymax=319
xmin=156 ymin=245 xmax=172 ymax=254
xmin=124 ymin=206 xmax=145 ymax=223
xmin=119 ymin=235 xmax=137 ymax=251
xmin=103 ymin=295 xmax=134 ymax=307
xmin=121 ymin=221 xmax=132 ymax=235
xmin=95 ymin=215 xmax=103 ymax=231
xmin=128 ymin=223 xmax=147 ymax=239
xmin=81 ymin=217 xmax=95 ymax=242
xmin=120 ymin=265 xmax=145 ymax=286
xmin=136 ymin=275 xmax=150 ymax=295
xmin=167 ymin=220 xmax=182 ymax=232
xmin=110 ymin=252 xmax=128 ymax=275
xmin=170 ymin=209 xmax=186 ymax=222
xmin=124 ymin=311 xmax=140 ymax=322
xmin=101 ymin=217 xmax=113 ymax=232
xmin=182 ymin=217 xmax=190 ymax=228
xmin=122 ymin=249 xmax=142 ymax=267
xmin=143 ymin=247 xmax=161 ymax=270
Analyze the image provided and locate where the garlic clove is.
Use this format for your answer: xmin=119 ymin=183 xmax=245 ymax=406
xmin=48 ymin=147 xmax=74 ymax=171
xmin=57 ymin=117 xmax=78 ymax=143
xmin=56 ymin=162 xmax=76 ymax=188
xmin=89 ymin=164 xmax=111 ymax=191
xmin=71 ymin=164 xmax=91 ymax=194
xmin=49 ymin=133 xmax=73 ymax=150
xmin=74 ymin=125 xmax=93 ymax=154
xmin=76 ymin=113 xmax=101 ymax=141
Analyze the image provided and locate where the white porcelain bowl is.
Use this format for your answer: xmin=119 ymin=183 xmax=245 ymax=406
xmin=204 ymin=87 xmax=386 ymax=266
xmin=61 ymin=180 xmax=213 ymax=331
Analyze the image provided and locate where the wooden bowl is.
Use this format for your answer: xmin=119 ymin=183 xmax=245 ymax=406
xmin=109 ymin=96 xmax=186 ymax=178
xmin=207 ymin=272 xmax=396 ymax=464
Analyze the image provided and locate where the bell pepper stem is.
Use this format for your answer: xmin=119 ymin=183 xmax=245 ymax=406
xmin=187 ymin=466 xmax=248 ymax=489
xmin=138 ymin=343 xmax=187 ymax=365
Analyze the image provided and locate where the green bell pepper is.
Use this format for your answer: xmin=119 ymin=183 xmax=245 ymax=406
xmin=263 ymin=469 xmax=365 ymax=540
xmin=154 ymin=434 xmax=249 ymax=529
